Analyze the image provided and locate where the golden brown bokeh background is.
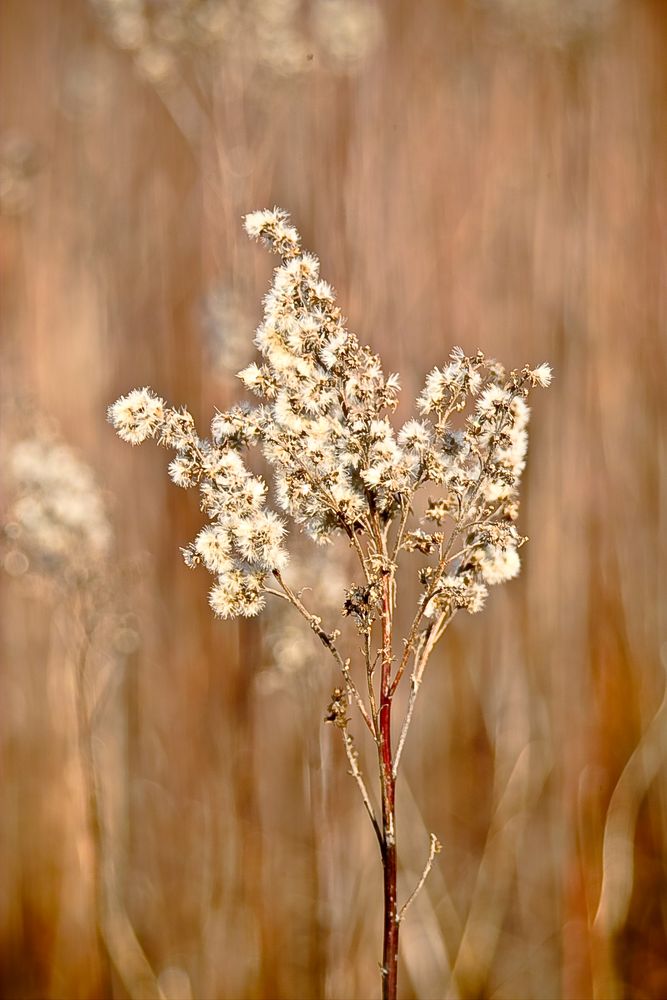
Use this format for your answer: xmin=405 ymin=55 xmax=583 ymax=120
xmin=2 ymin=1 xmax=666 ymax=997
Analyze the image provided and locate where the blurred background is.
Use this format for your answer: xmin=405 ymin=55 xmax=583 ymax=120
xmin=1 ymin=1 xmax=666 ymax=997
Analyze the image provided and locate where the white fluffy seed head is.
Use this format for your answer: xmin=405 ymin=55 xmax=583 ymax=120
xmin=478 ymin=545 xmax=521 ymax=585
xmin=193 ymin=525 xmax=233 ymax=573
xmin=530 ymin=363 xmax=553 ymax=387
xmin=108 ymin=388 xmax=164 ymax=444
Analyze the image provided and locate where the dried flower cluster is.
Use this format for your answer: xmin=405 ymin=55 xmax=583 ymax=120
xmin=90 ymin=0 xmax=382 ymax=87
xmin=3 ymin=434 xmax=112 ymax=580
xmin=110 ymin=208 xmax=550 ymax=624
xmin=108 ymin=207 xmax=550 ymax=1000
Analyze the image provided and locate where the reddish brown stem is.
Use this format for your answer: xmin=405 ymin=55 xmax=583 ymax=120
xmin=379 ymin=575 xmax=399 ymax=1000
xmin=379 ymin=698 xmax=398 ymax=999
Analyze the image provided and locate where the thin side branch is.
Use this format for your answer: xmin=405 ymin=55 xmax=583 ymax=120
xmin=390 ymin=495 xmax=413 ymax=563
xmin=274 ymin=569 xmax=375 ymax=738
xmin=340 ymin=727 xmax=384 ymax=850
xmin=264 ymin=587 xmax=291 ymax=601
xmin=389 ymin=532 xmax=458 ymax=697
xmin=364 ymin=629 xmax=380 ymax=739
xmin=393 ymin=611 xmax=454 ymax=778
xmin=398 ymin=833 xmax=442 ymax=923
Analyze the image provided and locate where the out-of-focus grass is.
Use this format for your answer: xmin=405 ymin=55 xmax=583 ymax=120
xmin=1 ymin=1 xmax=666 ymax=997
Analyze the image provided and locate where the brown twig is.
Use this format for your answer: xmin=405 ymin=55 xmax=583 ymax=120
xmin=398 ymin=833 xmax=442 ymax=923
xmin=273 ymin=570 xmax=376 ymax=738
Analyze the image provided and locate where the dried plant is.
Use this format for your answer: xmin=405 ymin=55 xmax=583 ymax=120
xmin=3 ymin=432 xmax=113 ymax=581
xmin=108 ymin=208 xmax=551 ymax=999
xmin=90 ymin=0 xmax=382 ymax=89
xmin=2 ymin=424 xmax=162 ymax=999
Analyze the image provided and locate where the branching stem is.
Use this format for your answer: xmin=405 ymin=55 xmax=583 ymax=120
xmin=273 ymin=570 xmax=375 ymax=738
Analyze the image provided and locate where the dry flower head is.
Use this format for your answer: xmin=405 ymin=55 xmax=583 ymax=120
xmin=108 ymin=207 xmax=551 ymax=624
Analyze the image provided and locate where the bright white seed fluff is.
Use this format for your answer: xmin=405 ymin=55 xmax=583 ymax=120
xmin=109 ymin=208 xmax=551 ymax=620
xmin=530 ymin=363 xmax=552 ymax=388
xmin=107 ymin=388 xmax=165 ymax=445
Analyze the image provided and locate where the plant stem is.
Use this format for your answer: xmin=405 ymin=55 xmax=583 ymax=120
xmin=379 ymin=573 xmax=399 ymax=1000
xmin=380 ymin=705 xmax=398 ymax=999
xmin=72 ymin=610 xmax=113 ymax=995
xmin=72 ymin=595 xmax=165 ymax=1000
